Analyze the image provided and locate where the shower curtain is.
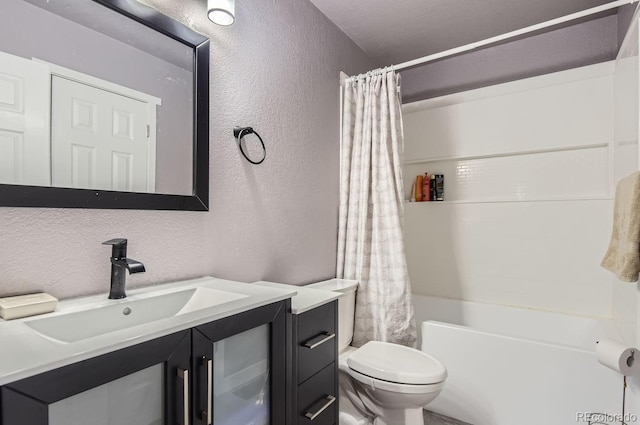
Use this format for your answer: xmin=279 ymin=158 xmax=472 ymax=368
xmin=337 ymin=68 xmax=417 ymax=348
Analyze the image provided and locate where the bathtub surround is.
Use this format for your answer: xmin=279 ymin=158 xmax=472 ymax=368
xmin=400 ymin=8 xmax=640 ymax=423
xmin=612 ymin=8 xmax=640 ymax=417
xmin=601 ymin=171 xmax=640 ymax=282
xmin=612 ymin=9 xmax=640 ymax=346
xmin=337 ymin=69 xmax=416 ymax=347
xmin=403 ymin=62 xmax=617 ymax=318
xmin=0 ymin=0 xmax=376 ymax=299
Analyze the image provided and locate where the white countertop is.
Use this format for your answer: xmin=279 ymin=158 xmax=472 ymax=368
xmin=252 ymin=281 xmax=340 ymax=314
xmin=0 ymin=276 xmax=296 ymax=386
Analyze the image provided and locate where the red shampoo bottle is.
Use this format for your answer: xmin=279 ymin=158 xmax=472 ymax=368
xmin=422 ymin=173 xmax=431 ymax=201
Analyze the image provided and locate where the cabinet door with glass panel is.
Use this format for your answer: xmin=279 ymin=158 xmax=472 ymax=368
xmin=191 ymin=302 xmax=287 ymax=425
xmin=1 ymin=330 xmax=191 ymax=425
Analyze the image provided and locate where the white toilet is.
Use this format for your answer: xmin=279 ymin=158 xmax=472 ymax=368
xmin=308 ymin=279 xmax=447 ymax=425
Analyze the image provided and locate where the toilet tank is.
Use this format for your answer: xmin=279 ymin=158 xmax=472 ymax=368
xmin=307 ymin=279 xmax=358 ymax=352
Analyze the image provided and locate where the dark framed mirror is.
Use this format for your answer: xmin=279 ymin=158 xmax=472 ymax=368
xmin=0 ymin=0 xmax=209 ymax=210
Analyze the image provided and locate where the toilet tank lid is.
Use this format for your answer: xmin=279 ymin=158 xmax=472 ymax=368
xmin=306 ymin=279 xmax=358 ymax=295
xmin=347 ymin=341 xmax=447 ymax=385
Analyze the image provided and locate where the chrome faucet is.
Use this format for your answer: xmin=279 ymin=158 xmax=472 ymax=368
xmin=102 ymin=238 xmax=146 ymax=299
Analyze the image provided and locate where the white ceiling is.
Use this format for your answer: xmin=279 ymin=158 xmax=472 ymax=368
xmin=308 ymin=0 xmax=615 ymax=65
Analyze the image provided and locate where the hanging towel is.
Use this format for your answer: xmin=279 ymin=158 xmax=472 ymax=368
xmin=601 ymin=171 xmax=640 ymax=282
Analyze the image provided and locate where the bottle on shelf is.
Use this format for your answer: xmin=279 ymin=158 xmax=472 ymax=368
xmin=435 ymin=174 xmax=444 ymax=201
xmin=415 ymin=175 xmax=423 ymax=201
xmin=422 ymin=173 xmax=431 ymax=201
xmin=430 ymin=174 xmax=436 ymax=201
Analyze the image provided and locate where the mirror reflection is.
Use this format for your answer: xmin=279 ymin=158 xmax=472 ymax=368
xmin=0 ymin=0 xmax=194 ymax=195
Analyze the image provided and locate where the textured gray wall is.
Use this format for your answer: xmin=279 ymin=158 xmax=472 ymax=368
xmin=1 ymin=0 xmax=194 ymax=195
xmin=0 ymin=0 xmax=375 ymax=299
xmin=401 ymin=15 xmax=619 ymax=103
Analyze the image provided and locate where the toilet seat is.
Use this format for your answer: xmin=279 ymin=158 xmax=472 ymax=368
xmin=345 ymin=365 xmax=445 ymax=394
xmin=347 ymin=341 xmax=447 ymax=385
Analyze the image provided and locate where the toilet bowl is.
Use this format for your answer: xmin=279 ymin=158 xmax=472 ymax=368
xmin=308 ymin=279 xmax=447 ymax=425
xmin=339 ymin=342 xmax=446 ymax=425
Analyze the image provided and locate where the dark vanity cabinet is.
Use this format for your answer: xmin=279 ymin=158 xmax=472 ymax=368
xmin=291 ymin=301 xmax=339 ymax=425
xmin=2 ymin=330 xmax=191 ymax=425
xmin=191 ymin=301 xmax=287 ymax=425
xmin=0 ymin=301 xmax=288 ymax=425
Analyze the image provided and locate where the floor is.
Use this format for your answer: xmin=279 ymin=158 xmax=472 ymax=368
xmin=424 ymin=410 xmax=472 ymax=425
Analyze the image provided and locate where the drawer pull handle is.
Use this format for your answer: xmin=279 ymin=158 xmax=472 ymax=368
xmin=200 ymin=357 xmax=212 ymax=425
xmin=177 ymin=368 xmax=190 ymax=425
xmin=304 ymin=395 xmax=336 ymax=420
xmin=303 ymin=332 xmax=335 ymax=349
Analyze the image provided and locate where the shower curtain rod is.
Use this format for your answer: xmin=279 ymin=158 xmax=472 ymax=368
xmin=389 ymin=0 xmax=638 ymax=72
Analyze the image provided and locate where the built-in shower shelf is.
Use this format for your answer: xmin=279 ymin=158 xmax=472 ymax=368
xmin=404 ymin=195 xmax=613 ymax=205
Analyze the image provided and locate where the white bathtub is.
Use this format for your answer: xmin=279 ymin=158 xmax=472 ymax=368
xmin=414 ymin=295 xmax=626 ymax=425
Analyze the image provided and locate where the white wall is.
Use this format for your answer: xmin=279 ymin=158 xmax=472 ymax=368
xmin=612 ymin=13 xmax=640 ymax=346
xmin=613 ymin=11 xmax=640 ymax=417
xmin=403 ymin=62 xmax=619 ymax=318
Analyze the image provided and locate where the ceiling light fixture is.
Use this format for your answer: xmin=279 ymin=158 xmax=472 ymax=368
xmin=208 ymin=0 xmax=235 ymax=26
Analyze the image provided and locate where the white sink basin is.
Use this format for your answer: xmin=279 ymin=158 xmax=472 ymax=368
xmin=25 ymin=287 xmax=248 ymax=343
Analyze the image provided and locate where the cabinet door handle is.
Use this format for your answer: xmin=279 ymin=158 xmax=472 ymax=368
xmin=178 ymin=368 xmax=190 ymax=425
xmin=200 ymin=357 xmax=212 ymax=425
xmin=303 ymin=332 xmax=335 ymax=349
xmin=304 ymin=395 xmax=336 ymax=420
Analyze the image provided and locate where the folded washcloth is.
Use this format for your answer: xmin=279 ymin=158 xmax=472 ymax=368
xmin=601 ymin=171 xmax=640 ymax=282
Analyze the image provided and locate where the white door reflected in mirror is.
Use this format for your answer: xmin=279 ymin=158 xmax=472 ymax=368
xmin=51 ymin=76 xmax=156 ymax=192
xmin=0 ymin=51 xmax=50 ymax=187
xmin=0 ymin=51 xmax=159 ymax=193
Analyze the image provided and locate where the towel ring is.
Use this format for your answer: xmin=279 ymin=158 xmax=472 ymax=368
xmin=233 ymin=126 xmax=266 ymax=165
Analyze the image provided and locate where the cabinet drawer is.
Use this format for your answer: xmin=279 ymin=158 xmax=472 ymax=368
xmin=297 ymin=362 xmax=337 ymax=425
xmin=297 ymin=302 xmax=336 ymax=384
